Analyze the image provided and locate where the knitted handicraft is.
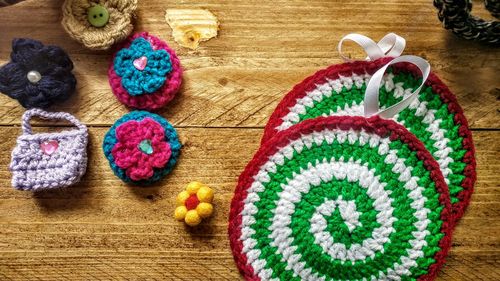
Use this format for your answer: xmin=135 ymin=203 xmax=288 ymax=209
xmin=0 ymin=38 xmax=76 ymax=108
xmin=229 ymin=116 xmax=453 ymax=281
xmin=10 ymin=109 xmax=88 ymax=191
xmin=61 ymin=0 xmax=138 ymax=50
xmin=434 ymin=0 xmax=499 ymax=45
xmin=103 ymin=111 xmax=181 ymax=184
xmin=108 ymin=32 xmax=183 ymax=110
xmin=262 ymin=56 xmax=475 ymax=224
xmin=0 ymin=0 xmax=24 ymax=7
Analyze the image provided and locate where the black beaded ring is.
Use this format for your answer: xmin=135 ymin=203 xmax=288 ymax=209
xmin=434 ymin=0 xmax=500 ymax=45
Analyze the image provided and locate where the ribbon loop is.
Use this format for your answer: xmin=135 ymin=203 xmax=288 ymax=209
xmin=363 ymin=55 xmax=431 ymax=119
xmin=377 ymin=33 xmax=406 ymax=57
xmin=338 ymin=33 xmax=406 ymax=62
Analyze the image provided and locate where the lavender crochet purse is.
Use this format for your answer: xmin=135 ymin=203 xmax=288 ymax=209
xmin=10 ymin=109 xmax=88 ymax=191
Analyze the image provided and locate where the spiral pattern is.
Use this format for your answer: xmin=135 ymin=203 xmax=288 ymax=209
xmin=230 ymin=116 xmax=452 ymax=281
xmin=262 ymin=58 xmax=475 ymax=224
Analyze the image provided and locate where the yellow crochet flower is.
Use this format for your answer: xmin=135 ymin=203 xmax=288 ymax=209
xmin=174 ymin=182 xmax=214 ymax=226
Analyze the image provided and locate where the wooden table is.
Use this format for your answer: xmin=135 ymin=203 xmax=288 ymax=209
xmin=0 ymin=0 xmax=498 ymax=280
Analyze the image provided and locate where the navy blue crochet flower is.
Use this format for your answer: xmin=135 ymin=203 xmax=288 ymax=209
xmin=113 ymin=37 xmax=172 ymax=96
xmin=0 ymin=38 xmax=76 ymax=108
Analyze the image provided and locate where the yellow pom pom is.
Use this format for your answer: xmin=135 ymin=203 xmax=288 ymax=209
xmin=186 ymin=181 xmax=204 ymax=194
xmin=196 ymin=202 xmax=213 ymax=218
xmin=197 ymin=186 xmax=214 ymax=203
xmin=174 ymin=206 xmax=188 ymax=221
xmin=185 ymin=210 xmax=202 ymax=226
xmin=176 ymin=191 xmax=190 ymax=206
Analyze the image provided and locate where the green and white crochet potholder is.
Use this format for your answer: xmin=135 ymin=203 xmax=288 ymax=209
xmin=262 ymin=34 xmax=475 ymax=223
xmin=230 ymin=114 xmax=453 ymax=281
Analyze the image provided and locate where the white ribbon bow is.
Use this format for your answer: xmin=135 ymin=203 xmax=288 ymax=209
xmin=338 ymin=33 xmax=406 ymax=62
xmin=338 ymin=33 xmax=431 ymax=119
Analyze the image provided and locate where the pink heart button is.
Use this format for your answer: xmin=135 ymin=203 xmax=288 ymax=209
xmin=40 ymin=140 xmax=59 ymax=155
xmin=133 ymin=56 xmax=148 ymax=71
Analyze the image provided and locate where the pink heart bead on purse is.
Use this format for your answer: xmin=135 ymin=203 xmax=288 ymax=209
xmin=9 ymin=108 xmax=89 ymax=191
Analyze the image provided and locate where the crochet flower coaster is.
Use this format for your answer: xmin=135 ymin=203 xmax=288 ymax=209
xmin=10 ymin=109 xmax=88 ymax=191
xmin=103 ymin=111 xmax=181 ymax=184
xmin=229 ymin=116 xmax=453 ymax=281
xmin=262 ymin=57 xmax=475 ymax=224
xmin=62 ymin=0 xmax=138 ymax=50
xmin=108 ymin=32 xmax=183 ymax=110
xmin=0 ymin=38 xmax=76 ymax=108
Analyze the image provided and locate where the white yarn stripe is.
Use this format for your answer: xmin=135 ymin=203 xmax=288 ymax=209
xmin=293 ymin=160 xmax=395 ymax=262
xmin=240 ymin=129 xmax=432 ymax=281
xmin=276 ymin=73 xmax=454 ymax=185
xmin=276 ymin=73 xmax=371 ymax=131
xmin=268 ymin=158 xmax=426 ymax=281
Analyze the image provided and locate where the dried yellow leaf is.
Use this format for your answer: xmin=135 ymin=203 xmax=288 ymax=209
xmin=165 ymin=9 xmax=219 ymax=50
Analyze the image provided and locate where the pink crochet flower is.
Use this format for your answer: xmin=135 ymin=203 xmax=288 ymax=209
xmin=111 ymin=118 xmax=171 ymax=181
xmin=109 ymin=32 xmax=182 ymax=110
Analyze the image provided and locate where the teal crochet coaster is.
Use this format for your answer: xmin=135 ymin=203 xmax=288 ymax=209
xmin=102 ymin=111 xmax=181 ymax=185
xmin=262 ymin=57 xmax=475 ymax=224
xmin=230 ymin=116 xmax=453 ymax=281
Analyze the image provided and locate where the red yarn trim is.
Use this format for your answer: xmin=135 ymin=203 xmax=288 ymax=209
xmin=229 ymin=116 xmax=453 ymax=281
xmin=108 ymin=32 xmax=183 ymax=110
xmin=261 ymin=57 xmax=475 ymax=225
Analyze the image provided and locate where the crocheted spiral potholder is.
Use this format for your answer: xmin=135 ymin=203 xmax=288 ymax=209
xmin=103 ymin=111 xmax=181 ymax=184
xmin=230 ymin=116 xmax=453 ymax=281
xmin=262 ymin=57 xmax=475 ymax=224
xmin=108 ymin=32 xmax=182 ymax=110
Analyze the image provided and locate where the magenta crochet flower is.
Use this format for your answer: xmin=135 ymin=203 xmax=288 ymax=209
xmin=111 ymin=117 xmax=171 ymax=181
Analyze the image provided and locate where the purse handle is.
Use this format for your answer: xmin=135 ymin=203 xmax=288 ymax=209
xmin=21 ymin=108 xmax=87 ymax=135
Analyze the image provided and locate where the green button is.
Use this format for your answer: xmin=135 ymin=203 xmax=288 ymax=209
xmin=87 ymin=5 xmax=109 ymax=28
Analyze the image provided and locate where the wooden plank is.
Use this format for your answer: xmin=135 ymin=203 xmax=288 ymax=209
xmin=0 ymin=0 xmax=498 ymax=128
xmin=0 ymin=127 xmax=498 ymax=280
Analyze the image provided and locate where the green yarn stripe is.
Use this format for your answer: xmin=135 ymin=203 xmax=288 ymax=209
xmin=290 ymin=180 xmax=411 ymax=280
xmin=249 ymin=136 xmax=444 ymax=280
xmin=295 ymin=71 xmax=467 ymax=204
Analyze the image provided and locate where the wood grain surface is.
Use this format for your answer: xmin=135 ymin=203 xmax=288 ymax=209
xmin=0 ymin=0 xmax=498 ymax=280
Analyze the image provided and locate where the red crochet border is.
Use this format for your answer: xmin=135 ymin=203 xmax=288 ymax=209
xmin=229 ymin=115 xmax=453 ymax=281
xmin=261 ymin=58 xmax=476 ymax=225
xmin=108 ymin=32 xmax=183 ymax=110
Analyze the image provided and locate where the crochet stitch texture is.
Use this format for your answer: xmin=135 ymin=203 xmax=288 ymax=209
xmin=229 ymin=116 xmax=453 ymax=281
xmin=175 ymin=182 xmax=215 ymax=226
xmin=111 ymin=117 xmax=172 ymax=181
xmin=434 ymin=0 xmax=499 ymax=45
xmin=61 ymin=0 xmax=137 ymax=50
xmin=262 ymin=57 xmax=475 ymax=224
xmin=0 ymin=38 xmax=76 ymax=108
xmin=109 ymin=32 xmax=183 ymax=110
xmin=114 ymin=37 xmax=172 ymax=96
xmin=10 ymin=108 xmax=88 ymax=191
xmin=0 ymin=0 xmax=24 ymax=7
xmin=103 ymin=111 xmax=181 ymax=184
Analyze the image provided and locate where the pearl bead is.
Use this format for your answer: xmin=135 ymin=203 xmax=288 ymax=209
xmin=27 ymin=70 xmax=42 ymax=83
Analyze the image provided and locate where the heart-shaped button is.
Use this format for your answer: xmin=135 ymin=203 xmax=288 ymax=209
xmin=40 ymin=140 xmax=59 ymax=155
xmin=133 ymin=56 xmax=148 ymax=71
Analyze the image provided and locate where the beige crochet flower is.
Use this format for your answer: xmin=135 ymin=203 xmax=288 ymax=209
xmin=62 ymin=0 xmax=138 ymax=50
